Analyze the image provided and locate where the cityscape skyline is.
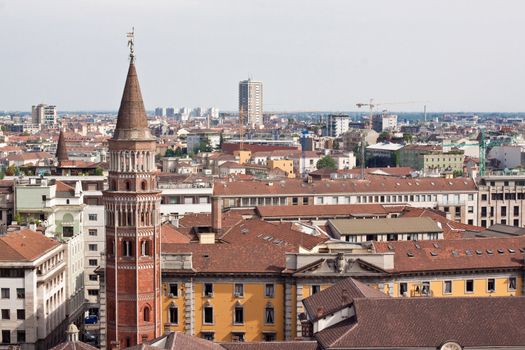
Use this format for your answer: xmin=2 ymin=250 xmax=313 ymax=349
xmin=1 ymin=0 xmax=525 ymax=112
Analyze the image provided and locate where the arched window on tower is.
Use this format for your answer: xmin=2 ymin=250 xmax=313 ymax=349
xmin=143 ymin=306 xmax=151 ymax=322
xmin=112 ymin=180 xmax=117 ymax=191
xmin=140 ymin=212 xmax=145 ymax=226
xmin=125 ymin=181 xmax=131 ymax=191
xmin=141 ymin=180 xmax=147 ymax=191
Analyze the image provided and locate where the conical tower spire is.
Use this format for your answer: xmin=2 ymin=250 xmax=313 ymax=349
xmin=113 ymin=62 xmax=153 ymax=140
xmin=56 ymin=130 xmax=69 ymax=162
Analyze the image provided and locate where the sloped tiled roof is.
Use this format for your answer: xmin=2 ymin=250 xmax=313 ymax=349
xmin=315 ymin=297 xmax=525 ymax=348
xmin=0 ymin=229 xmax=60 ymax=262
xmin=303 ymin=277 xmax=387 ymax=321
xmin=162 ymin=220 xmax=328 ymax=274
xmin=373 ymin=236 xmax=525 ymax=273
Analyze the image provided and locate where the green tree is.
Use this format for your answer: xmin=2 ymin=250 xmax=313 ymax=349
xmin=94 ymin=167 xmax=104 ymax=176
xmin=174 ymin=147 xmax=183 ymax=157
xmin=198 ymin=137 xmax=213 ymax=153
xmin=403 ymin=133 xmax=413 ymax=143
xmin=316 ymin=156 xmax=337 ymax=170
xmin=165 ymin=148 xmax=176 ymax=157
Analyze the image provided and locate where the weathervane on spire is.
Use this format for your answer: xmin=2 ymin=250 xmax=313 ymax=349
xmin=127 ymin=27 xmax=135 ymax=62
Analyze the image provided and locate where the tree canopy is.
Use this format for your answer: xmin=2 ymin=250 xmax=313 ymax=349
xmin=316 ymin=155 xmax=337 ymax=170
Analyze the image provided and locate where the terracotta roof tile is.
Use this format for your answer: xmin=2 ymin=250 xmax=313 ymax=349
xmin=0 ymin=229 xmax=61 ymax=262
xmin=213 ymin=177 xmax=477 ymax=197
xmin=373 ymin=236 xmax=525 ymax=273
xmin=316 ymin=297 xmax=525 ymax=348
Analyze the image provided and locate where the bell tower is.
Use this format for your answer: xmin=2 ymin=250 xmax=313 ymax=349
xmin=104 ymin=30 xmax=162 ymax=348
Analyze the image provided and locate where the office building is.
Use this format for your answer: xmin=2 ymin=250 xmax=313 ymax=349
xmin=239 ymin=79 xmax=263 ymax=126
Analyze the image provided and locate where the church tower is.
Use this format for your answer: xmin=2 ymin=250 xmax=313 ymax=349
xmin=104 ymin=35 xmax=162 ymax=348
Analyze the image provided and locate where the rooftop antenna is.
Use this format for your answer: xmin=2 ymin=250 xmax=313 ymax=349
xmin=424 ymin=104 xmax=427 ymax=123
xmin=127 ymin=27 xmax=135 ymax=63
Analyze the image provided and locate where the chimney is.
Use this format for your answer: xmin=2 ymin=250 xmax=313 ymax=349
xmin=211 ymin=197 xmax=222 ymax=234
xmin=341 ymin=288 xmax=350 ymax=305
xmin=316 ymin=306 xmax=325 ymax=319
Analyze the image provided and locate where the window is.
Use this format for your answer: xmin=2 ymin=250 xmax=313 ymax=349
xmin=1 ymin=288 xmax=9 ymax=299
xmin=466 ymin=279 xmax=474 ymax=293
xmin=481 ymin=207 xmax=487 ymax=217
xmin=501 ymin=207 xmax=507 ymax=216
xmin=509 ymin=277 xmax=517 ymax=291
xmin=201 ymin=332 xmax=214 ymax=341
xmin=234 ymin=283 xmax=244 ymax=297
xmin=514 ymin=206 xmax=520 ymax=216
xmin=487 ymin=278 xmax=495 ymax=293
xmin=88 ymin=289 xmax=99 ymax=296
xmin=265 ymin=306 xmax=275 ymax=324
xmin=2 ymin=330 xmax=10 ymax=344
xmin=89 ymin=274 xmax=98 ymax=281
xmin=311 ymin=285 xmax=320 ymax=294
xmin=16 ymin=289 xmax=25 ymax=299
xmin=88 ymin=259 xmax=98 ymax=266
xmin=203 ymin=306 xmax=213 ymax=324
xmin=88 ymin=214 xmax=97 ymax=221
xmin=399 ymin=282 xmax=408 ymax=296
xmin=16 ymin=309 xmax=25 ymax=320
xmin=88 ymin=229 xmax=97 ymax=236
xmin=17 ymin=330 xmax=25 ymax=343
xmin=467 ymin=206 xmax=474 ymax=213
xmin=421 ymin=281 xmax=430 ymax=296
xmin=88 ymin=244 xmax=97 ymax=251
xmin=232 ymin=332 xmax=245 ymax=342
xmin=169 ymin=283 xmax=178 ymax=297
xmin=123 ymin=240 xmax=132 ymax=257
xmin=63 ymin=226 xmax=74 ymax=237
xmin=141 ymin=240 xmax=151 ymax=256
xmin=169 ymin=306 xmax=178 ymax=324
xmin=1 ymin=309 xmax=9 ymax=320
xmin=141 ymin=181 xmax=147 ymax=191
xmin=265 ymin=284 xmax=274 ymax=298
xmin=263 ymin=333 xmax=276 ymax=342
xmin=204 ymin=283 xmax=213 ymax=297
xmin=481 ymin=194 xmax=487 ymax=201
xmin=143 ymin=306 xmax=150 ymax=322
xmin=514 ymin=219 xmax=519 ymax=227
xmin=234 ymin=305 xmax=244 ymax=324
xmin=444 ymin=280 xmax=452 ymax=294
xmin=292 ymin=197 xmax=298 ymax=205
xmin=302 ymin=197 xmax=308 ymax=205
xmin=468 ymin=194 xmax=474 ymax=201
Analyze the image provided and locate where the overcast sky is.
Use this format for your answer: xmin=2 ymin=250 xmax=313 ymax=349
xmin=1 ymin=0 xmax=525 ymax=112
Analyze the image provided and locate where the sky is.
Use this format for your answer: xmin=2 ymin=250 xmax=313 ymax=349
xmin=1 ymin=0 xmax=525 ymax=113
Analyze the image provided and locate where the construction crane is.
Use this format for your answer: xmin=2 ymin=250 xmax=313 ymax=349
xmin=442 ymin=130 xmax=514 ymax=176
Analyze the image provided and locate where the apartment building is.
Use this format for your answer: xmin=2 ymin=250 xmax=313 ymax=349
xmin=13 ymin=178 xmax=85 ymax=331
xmin=239 ymin=79 xmax=263 ymax=126
xmin=398 ymin=144 xmax=465 ymax=172
xmin=0 ymin=228 xmax=67 ymax=350
xmin=213 ymin=177 xmax=479 ymax=225
xmin=0 ymin=180 xmax=13 ymax=234
xmin=328 ymin=217 xmax=444 ymax=243
xmin=478 ymin=175 xmax=525 ymax=228
xmin=31 ymin=104 xmax=57 ymax=127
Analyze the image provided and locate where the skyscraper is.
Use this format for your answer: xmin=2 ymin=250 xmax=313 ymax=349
xmin=239 ymin=78 xmax=263 ymax=126
xmin=103 ymin=51 xmax=162 ymax=347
